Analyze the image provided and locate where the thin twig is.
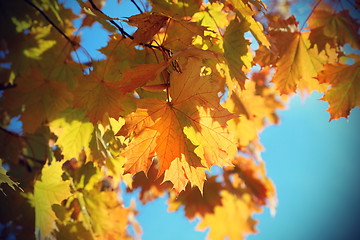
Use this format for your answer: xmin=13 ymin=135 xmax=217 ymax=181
xmin=87 ymin=0 xmax=174 ymax=54
xmin=88 ymin=0 xmax=132 ymax=38
xmin=131 ymin=0 xmax=143 ymax=13
xmin=0 ymin=126 xmax=20 ymax=137
xmin=21 ymin=154 xmax=46 ymax=163
xmin=23 ymin=0 xmax=77 ymax=46
xmin=300 ymin=0 xmax=322 ymax=31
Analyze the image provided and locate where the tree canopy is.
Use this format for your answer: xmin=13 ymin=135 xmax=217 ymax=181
xmin=0 ymin=0 xmax=359 ymax=239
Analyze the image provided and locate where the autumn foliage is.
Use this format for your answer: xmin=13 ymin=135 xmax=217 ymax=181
xmin=0 ymin=0 xmax=359 ymax=239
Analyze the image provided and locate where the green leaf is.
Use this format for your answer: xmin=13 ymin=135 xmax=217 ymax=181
xmin=193 ymin=2 xmax=229 ymax=34
xmin=0 ymin=160 xmax=22 ymax=194
xmin=223 ymin=17 xmax=252 ymax=89
xmin=34 ymin=160 xmax=71 ymax=239
xmin=229 ymin=0 xmax=270 ymax=48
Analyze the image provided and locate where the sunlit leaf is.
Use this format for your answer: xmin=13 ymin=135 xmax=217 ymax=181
xmin=34 ymin=160 xmax=71 ymax=239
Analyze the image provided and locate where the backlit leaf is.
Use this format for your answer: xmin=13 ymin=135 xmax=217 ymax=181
xmin=127 ymin=12 xmax=168 ymax=44
xmin=272 ymin=33 xmax=328 ymax=94
xmin=34 ymin=160 xmax=71 ymax=239
xmin=197 ymin=191 xmax=259 ymax=240
xmin=308 ymin=9 xmax=360 ymax=49
xmin=49 ymin=108 xmax=94 ymax=160
xmin=0 ymin=160 xmax=21 ymax=194
xmin=229 ymin=0 xmax=270 ymax=48
xmin=121 ymin=58 xmax=236 ymax=193
xmin=73 ymin=66 xmax=134 ymax=124
xmin=223 ymin=17 xmax=252 ymax=89
xmin=317 ymin=62 xmax=360 ymax=120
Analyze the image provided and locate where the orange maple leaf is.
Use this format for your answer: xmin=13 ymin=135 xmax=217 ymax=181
xmin=317 ymin=62 xmax=360 ymax=120
xmin=127 ymin=12 xmax=168 ymax=44
xmin=119 ymin=63 xmax=167 ymax=94
xmin=167 ymin=175 xmax=223 ymax=220
xmin=121 ymin=58 xmax=237 ymax=193
xmin=73 ymin=66 xmax=134 ymax=124
xmin=128 ymin=161 xmax=172 ymax=204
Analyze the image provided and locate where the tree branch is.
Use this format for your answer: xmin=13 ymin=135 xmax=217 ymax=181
xmin=87 ymin=0 xmax=174 ymax=56
xmin=23 ymin=0 xmax=78 ymax=47
xmin=131 ymin=0 xmax=144 ymax=14
xmin=0 ymin=126 xmax=20 ymax=138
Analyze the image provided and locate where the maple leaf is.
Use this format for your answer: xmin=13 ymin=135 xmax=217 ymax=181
xmin=308 ymin=26 xmax=336 ymax=53
xmin=119 ymin=62 xmax=167 ymax=94
xmin=127 ymin=12 xmax=168 ymax=44
xmin=162 ymin=18 xmax=209 ymax=52
xmin=226 ymin=157 xmax=276 ymax=206
xmin=168 ymin=175 xmax=223 ymax=220
xmin=317 ymin=62 xmax=360 ymax=120
xmin=83 ymin=190 xmax=133 ymax=239
xmin=49 ymin=108 xmax=94 ymax=161
xmin=1 ymin=68 xmax=72 ymax=133
xmin=150 ymin=0 xmax=202 ymax=17
xmin=121 ymin=58 xmax=236 ymax=193
xmin=253 ymin=45 xmax=278 ymax=68
xmin=308 ymin=9 xmax=360 ymax=50
xmin=197 ymin=191 xmax=259 ymax=240
xmin=247 ymin=0 xmax=267 ymax=12
xmin=0 ymin=159 xmax=22 ymax=194
xmin=229 ymin=0 xmax=270 ymax=48
xmin=272 ymin=32 xmax=328 ymax=94
xmin=73 ymin=66 xmax=135 ymax=124
xmin=34 ymin=160 xmax=71 ymax=239
xmin=54 ymin=222 xmax=93 ymax=240
xmin=223 ymin=79 xmax=284 ymax=147
xmin=223 ymin=17 xmax=252 ymax=89
xmin=128 ymin=161 xmax=172 ymax=204
xmin=192 ymin=2 xmax=229 ymax=35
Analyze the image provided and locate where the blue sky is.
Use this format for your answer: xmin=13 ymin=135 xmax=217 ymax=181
xmin=122 ymin=92 xmax=360 ymax=240
xmin=43 ymin=1 xmax=360 ymax=239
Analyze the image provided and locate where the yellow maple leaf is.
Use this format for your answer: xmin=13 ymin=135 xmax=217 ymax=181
xmin=272 ymin=32 xmax=328 ymax=94
xmin=197 ymin=191 xmax=258 ymax=240
xmin=229 ymin=0 xmax=270 ymax=48
xmin=49 ymin=108 xmax=94 ymax=160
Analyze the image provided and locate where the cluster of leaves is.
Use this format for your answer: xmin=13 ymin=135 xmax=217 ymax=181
xmin=0 ymin=0 xmax=359 ymax=239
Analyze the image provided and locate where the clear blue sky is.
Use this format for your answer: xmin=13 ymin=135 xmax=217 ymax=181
xmin=43 ymin=1 xmax=360 ymax=239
